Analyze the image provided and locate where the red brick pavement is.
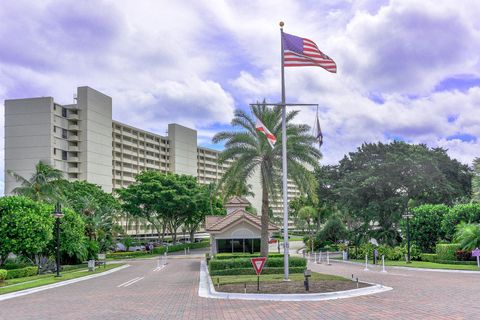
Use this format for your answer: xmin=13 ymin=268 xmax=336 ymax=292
xmin=0 ymin=257 xmax=479 ymax=319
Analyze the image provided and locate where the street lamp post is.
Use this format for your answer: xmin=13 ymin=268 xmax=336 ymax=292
xmin=403 ymin=211 xmax=413 ymax=264
xmin=52 ymin=203 xmax=64 ymax=277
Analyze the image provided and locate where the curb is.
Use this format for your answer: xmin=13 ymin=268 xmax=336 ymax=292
xmin=333 ymin=259 xmax=480 ymax=274
xmin=0 ymin=264 xmax=130 ymax=302
xmin=198 ymin=260 xmax=392 ymax=301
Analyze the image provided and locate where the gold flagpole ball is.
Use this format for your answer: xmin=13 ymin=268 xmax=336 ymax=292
xmin=279 ymin=21 xmax=284 ymax=27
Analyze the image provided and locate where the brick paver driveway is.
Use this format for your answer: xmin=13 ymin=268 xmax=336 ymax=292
xmin=1 ymin=255 xmax=479 ymax=319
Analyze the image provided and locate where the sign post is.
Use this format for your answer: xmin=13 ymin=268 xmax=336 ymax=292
xmin=472 ymin=248 xmax=480 ymax=268
xmin=251 ymin=257 xmax=267 ymax=292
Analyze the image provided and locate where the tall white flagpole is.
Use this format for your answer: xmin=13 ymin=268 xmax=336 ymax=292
xmin=280 ymin=21 xmax=289 ymax=281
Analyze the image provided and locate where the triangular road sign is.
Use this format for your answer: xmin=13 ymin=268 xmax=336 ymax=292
xmin=251 ymin=257 xmax=267 ymax=275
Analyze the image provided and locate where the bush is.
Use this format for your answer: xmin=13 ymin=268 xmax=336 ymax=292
xmin=441 ymin=204 xmax=480 ymax=241
xmin=152 ymin=239 xmax=210 ymax=255
xmin=107 ymin=251 xmax=150 ymax=259
xmin=420 ymin=253 xmax=437 ymax=262
xmin=214 ymin=253 xmax=284 ymax=260
xmin=455 ymin=250 xmax=472 ymax=261
xmin=6 ymin=266 xmax=38 ymax=279
xmin=0 ymin=269 xmax=7 ymax=281
xmin=208 ymin=257 xmax=306 ymax=272
xmin=436 ymin=243 xmax=460 ymax=261
xmin=209 ymin=267 xmax=305 ymax=276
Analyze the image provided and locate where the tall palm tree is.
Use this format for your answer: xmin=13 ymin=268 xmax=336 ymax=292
xmin=213 ymin=103 xmax=321 ymax=256
xmin=8 ymin=161 xmax=65 ymax=202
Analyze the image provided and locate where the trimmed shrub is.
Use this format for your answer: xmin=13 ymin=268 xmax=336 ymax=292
xmin=209 ymin=267 xmax=305 ymax=276
xmin=436 ymin=243 xmax=460 ymax=261
xmin=0 ymin=269 xmax=7 ymax=281
xmin=107 ymin=251 xmax=151 ymax=259
xmin=6 ymin=266 xmax=38 ymax=279
xmin=152 ymin=240 xmax=210 ymax=255
xmin=420 ymin=253 xmax=437 ymax=262
xmin=208 ymin=257 xmax=306 ymax=272
xmin=214 ymin=253 xmax=284 ymax=260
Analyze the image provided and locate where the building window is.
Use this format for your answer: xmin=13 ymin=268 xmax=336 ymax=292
xmin=62 ymin=150 xmax=68 ymax=160
xmin=53 ymin=148 xmax=57 ymax=155
xmin=53 ymin=126 xmax=56 ymax=133
xmin=62 ymin=108 xmax=67 ymax=117
xmin=62 ymin=128 xmax=68 ymax=139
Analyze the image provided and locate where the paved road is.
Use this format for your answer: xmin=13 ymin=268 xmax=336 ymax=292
xmin=1 ymin=254 xmax=479 ymax=319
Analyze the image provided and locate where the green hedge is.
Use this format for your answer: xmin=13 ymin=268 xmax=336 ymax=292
xmin=210 ymin=267 xmax=305 ymax=276
xmin=214 ymin=253 xmax=284 ymax=260
xmin=6 ymin=266 xmax=38 ymax=279
xmin=209 ymin=257 xmax=306 ymax=272
xmin=0 ymin=269 xmax=6 ymax=281
xmin=436 ymin=243 xmax=460 ymax=261
xmin=420 ymin=253 xmax=437 ymax=262
xmin=107 ymin=240 xmax=210 ymax=259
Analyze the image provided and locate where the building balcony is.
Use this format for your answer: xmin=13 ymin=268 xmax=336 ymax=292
xmin=68 ymin=167 xmax=80 ymax=173
xmin=67 ymin=135 xmax=80 ymax=141
xmin=69 ymin=124 xmax=80 ymax=131
xmin=69 ymin=146 xmax=79 ymax=152
xmin=67 ymin=157 xmax=80 ymax=162
xmin=67 ymin=113 xmax=79 ymax=120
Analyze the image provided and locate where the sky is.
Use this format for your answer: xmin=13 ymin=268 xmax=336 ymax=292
xmin=1 ymin=0 xmax=480 ymax=194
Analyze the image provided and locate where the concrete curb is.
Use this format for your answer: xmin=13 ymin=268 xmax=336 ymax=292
xmin=0 ymin=264 xmax=130 ymax=302
xmin=333 ymin=259 xmax=480 ymax=274
xmin=198 ymin=260 xmax=392 ymax=301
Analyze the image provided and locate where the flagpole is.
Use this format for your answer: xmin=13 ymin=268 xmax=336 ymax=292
xmin=280 ymin=21 xmax=289 ymax=281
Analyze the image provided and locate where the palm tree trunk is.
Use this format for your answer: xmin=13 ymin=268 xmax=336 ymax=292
xmin=260 ymin=185 xmax=270 ymax=257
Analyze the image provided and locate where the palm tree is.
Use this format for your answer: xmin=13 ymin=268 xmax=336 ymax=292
xmin=8 ymin=161 xmax=65 ymax=202
xmin=213 ymin=103 xmax=321 ymax=256
xmin=455 ymin=222 xmax=480 ymax=251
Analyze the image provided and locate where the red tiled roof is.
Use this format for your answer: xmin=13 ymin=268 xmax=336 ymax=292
xmin=205 ymin=209 xmax=278 ymax=232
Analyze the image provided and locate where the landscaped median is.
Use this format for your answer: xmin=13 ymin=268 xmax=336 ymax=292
xmin=205 ymin=253 xmax=372 ymax=294
xmin=0 ymin=263 xmax=124 ymax=295
xmin=107 ymin=239 xmax=210 ymax=260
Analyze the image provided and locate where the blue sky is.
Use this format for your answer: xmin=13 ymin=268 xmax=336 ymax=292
xmin=1 ymin=0 xmax=480 ymax=194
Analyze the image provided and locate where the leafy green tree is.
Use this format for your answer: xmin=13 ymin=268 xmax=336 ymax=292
xmin=441 ymin=203 xmax=480 ymax=241
xmin=473 ymin=157 xmax=480 ymax=202
xmin=403 ymin=204 xmax=449 ymax=253
xmin=8 ymin=161 xmax=65 ymax=202
xmin=50 ymin=208 xmax=87 ymax=264
xmin=454 ymin=223 xmax=480 ymax=251
xmin=333 ymin=142 xmax=472 ymax=245
xmin=315 ymin=215 xmax=348 ymax=247
xmin=117 ymin=171 xmax=168 ymax=242
xmin=213 ymin=103 xmax=321 ymax=256
xmin=0 ymin=196 xmax=54 ymax=266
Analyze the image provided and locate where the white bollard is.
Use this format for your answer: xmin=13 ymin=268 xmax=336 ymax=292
xmin=319 ymin=251 xmax=323 ymax=264
xmin=314 ymin=252 xmax=317 ymax=263
xmin=327 ymin=251 xmax=331 ymax=265
xmin=381 ymin=255 xmax=387 ymax=273
xmin=184 ymin=248 xmax=187 ymax=255
xmin=187 ymin=247 xmax=190 ymax=254
xmin=477 ymin=256 xmax=479 ymax=268
xmin=364 ymin=254 xmax=369 ymax=271
xmin=164 ymin=252 xmax=168 ymax=265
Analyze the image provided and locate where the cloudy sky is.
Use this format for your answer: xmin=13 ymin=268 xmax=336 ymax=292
xmin=1 ymin=0 xmax=480 ymax=193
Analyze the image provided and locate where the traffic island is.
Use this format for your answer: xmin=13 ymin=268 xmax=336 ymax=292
xmin=198 ymin=260 xmax=392 ymax=301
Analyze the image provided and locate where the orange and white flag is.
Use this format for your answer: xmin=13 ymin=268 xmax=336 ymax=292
xmin=255 ymin=116 xmax=276 ymax=148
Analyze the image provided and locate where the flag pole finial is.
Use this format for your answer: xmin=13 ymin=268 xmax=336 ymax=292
xmin=279 ymin=21 xmax=284 ymax=28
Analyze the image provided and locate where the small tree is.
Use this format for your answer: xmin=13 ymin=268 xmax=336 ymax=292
xmin=454 ymin=223 xmax=480 ymax=251
xmin=316 ymin=215 xmax=348 ymax=248
xmin=0 ymin=196 xmax=54 ymax=266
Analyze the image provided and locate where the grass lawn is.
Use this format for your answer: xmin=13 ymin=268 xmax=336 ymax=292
xmin=0 ymin=263 xmax=124 ymax=295
xmin=273 ymin=236 xmax=304 ymax=242
xmin=212 ymin=272 xmax=349 ymax=285
xmin=347 ymin=259 xmax=480 ymax=271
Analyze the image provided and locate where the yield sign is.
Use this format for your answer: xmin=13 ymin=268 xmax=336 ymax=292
xmin=251 ymin=257 xmax=267 ymax=275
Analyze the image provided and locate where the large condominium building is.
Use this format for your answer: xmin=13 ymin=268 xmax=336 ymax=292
xmin=4 ymin=86 xmax=300 ymax=233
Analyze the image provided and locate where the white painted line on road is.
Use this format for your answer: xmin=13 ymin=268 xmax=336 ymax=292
xmin=0 ymin=264 xmax=130 ymax=302
xmin=117 ymin=277 xmax=141 ymax=288
xmin=153 ymin=265 xmax=166 ymax=272
xmin=198 ymin=260 xmax=392 ymax=301
xmin=123 ymin=277 xmax=144 ymax=287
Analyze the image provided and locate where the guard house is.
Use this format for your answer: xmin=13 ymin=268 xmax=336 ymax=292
xmin=205 ymin=197 xmax=278 ymax=255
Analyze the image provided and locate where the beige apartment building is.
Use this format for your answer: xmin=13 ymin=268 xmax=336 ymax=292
xmin=4 ymin=86 xmax=300 ymax=235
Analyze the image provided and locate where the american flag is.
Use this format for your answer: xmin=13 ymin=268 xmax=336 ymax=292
xmin=282 ymin=32 xmax=336 ymax=73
